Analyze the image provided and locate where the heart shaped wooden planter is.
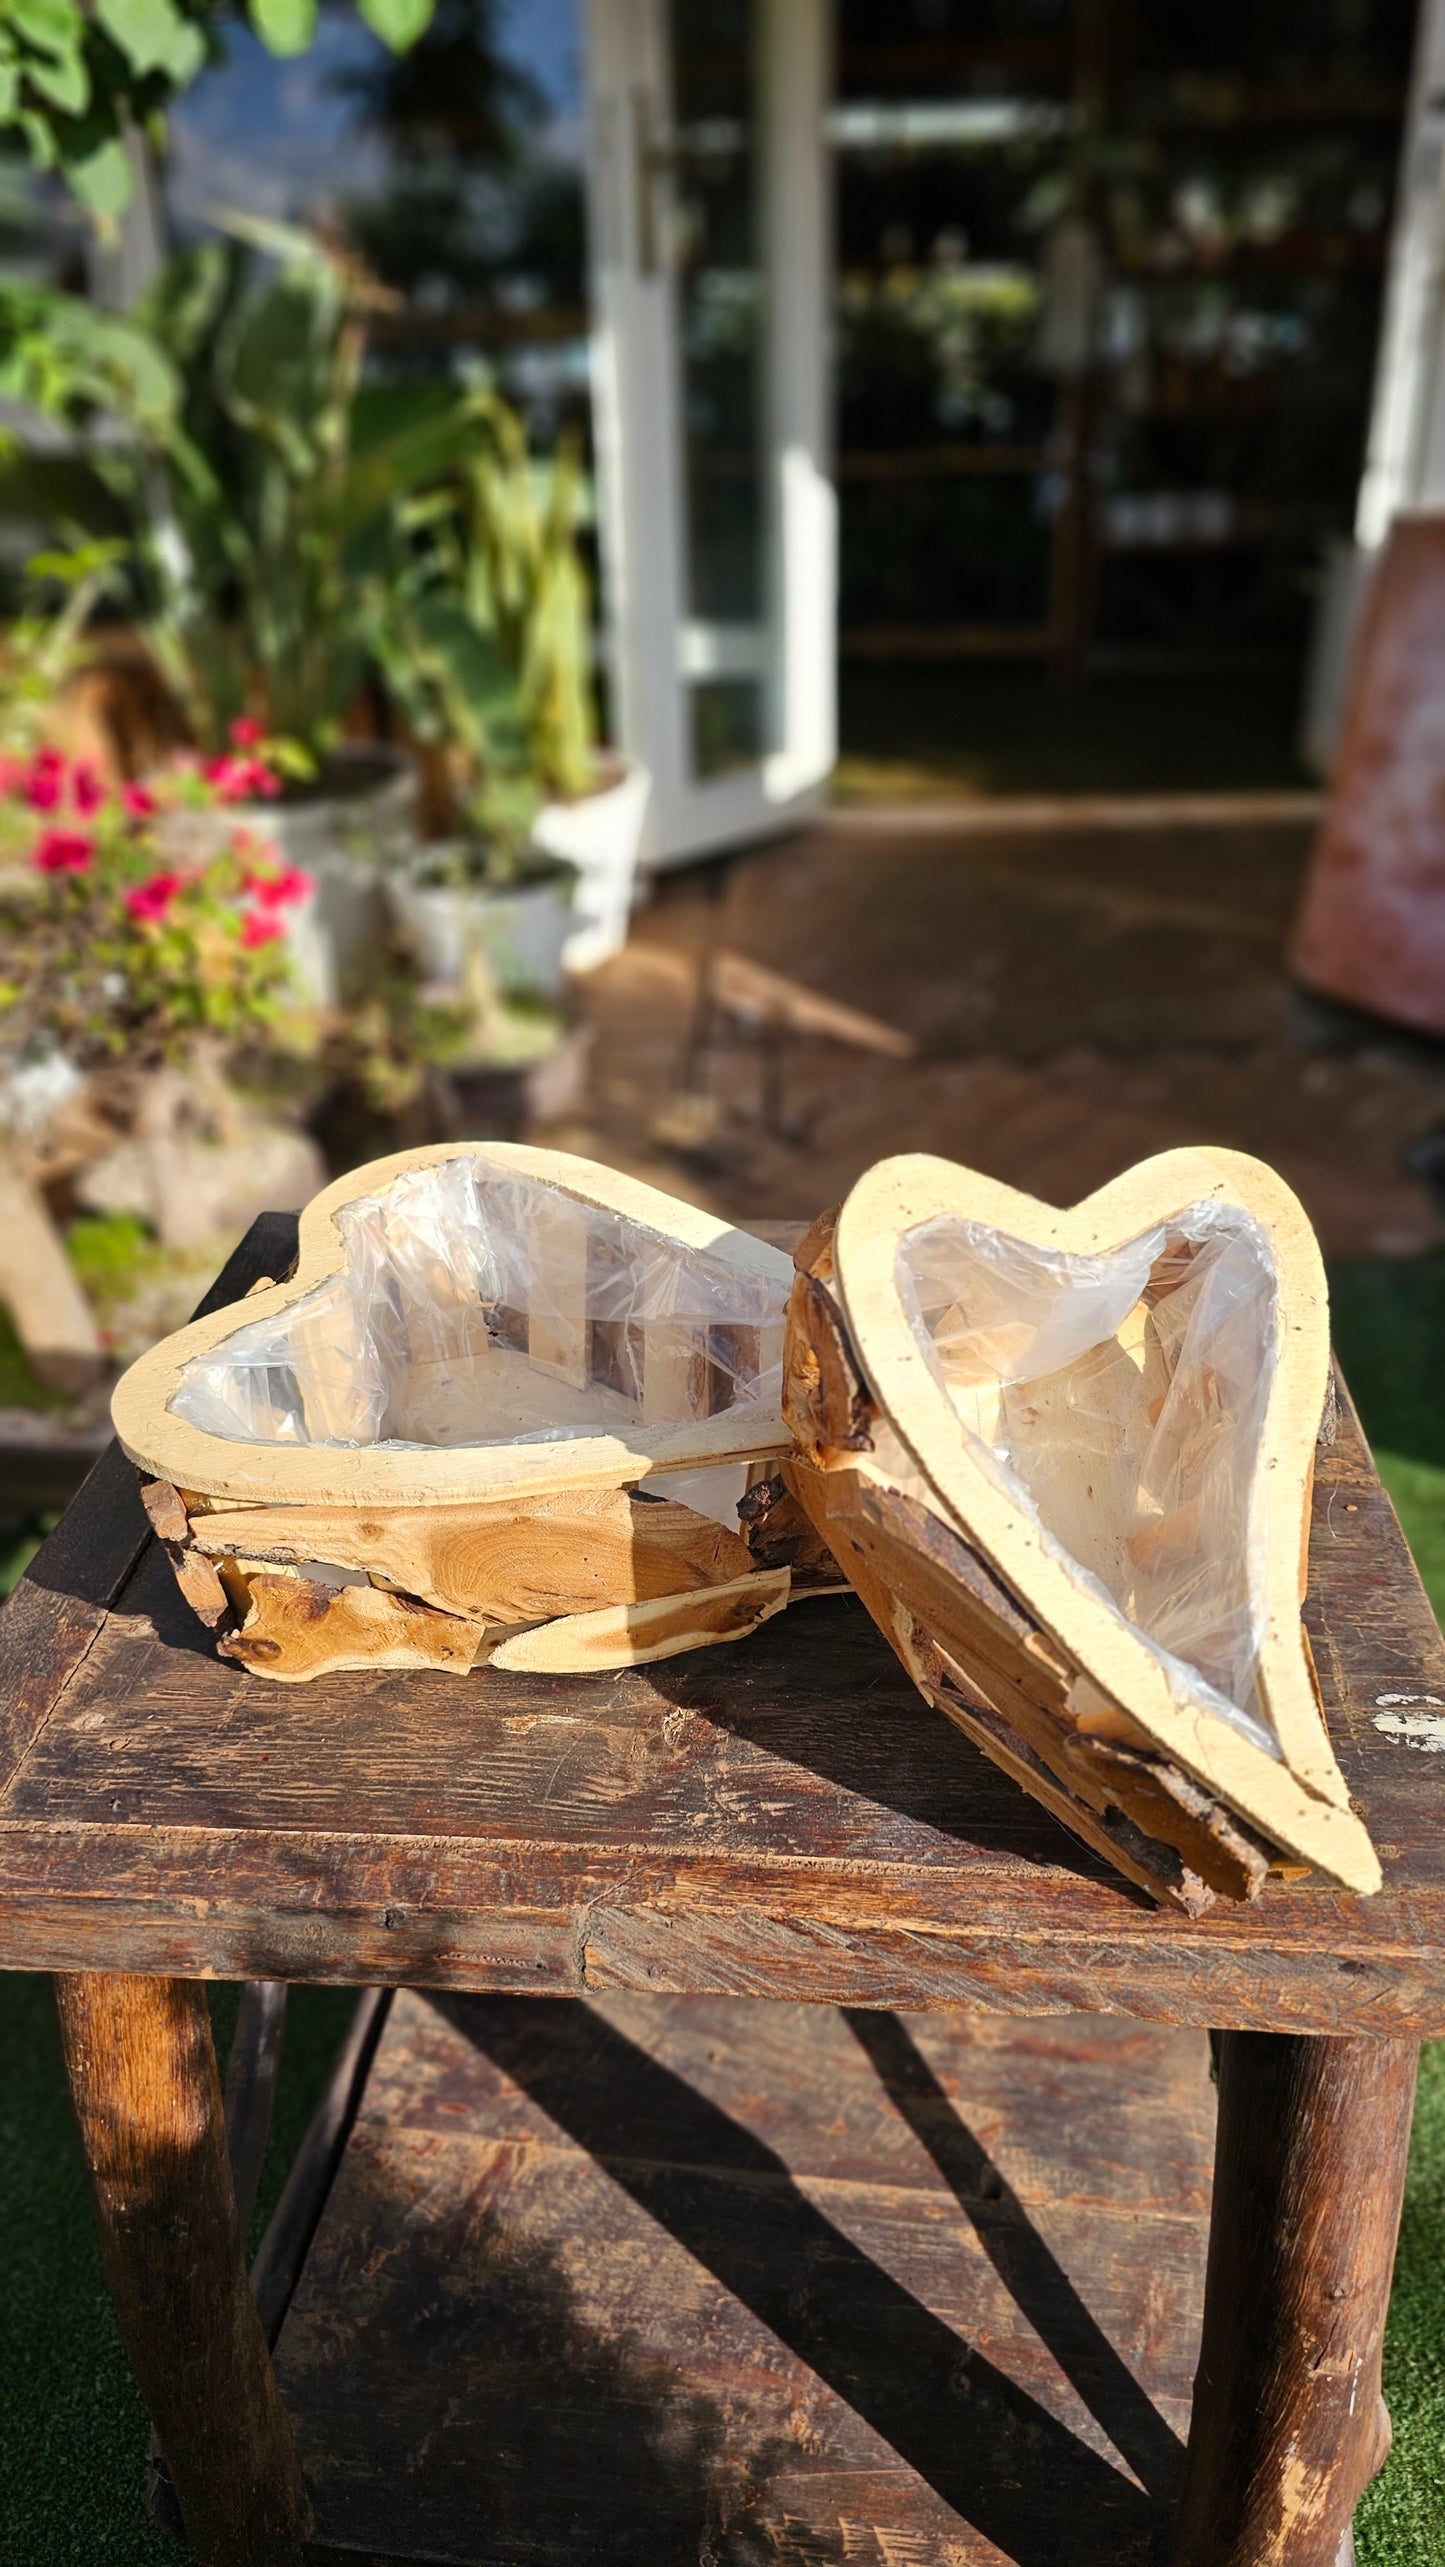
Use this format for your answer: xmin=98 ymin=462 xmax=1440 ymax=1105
xmin=112 ymin=1142 xmax=831 ymax=1683
xmin=783 ymin=1147 xmax=1381 ymax=1909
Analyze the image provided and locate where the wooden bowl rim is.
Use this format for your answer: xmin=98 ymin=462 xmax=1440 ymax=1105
xmin=111 ymin=1141 xmax=793 ymax=1507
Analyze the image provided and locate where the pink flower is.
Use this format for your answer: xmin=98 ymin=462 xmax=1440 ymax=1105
xmin=121 ymin=781 xmax=159 ymax=820
xmin=205 ymin=753 xmax=281 ymax=805
xmin=32 ymin=828 xmax=94 ymax=876
xmin=229 ymin=716 xmax=265 ymax=746
xmin=124 ymin=870 xmax=185 ymax=924
xmin=243 ymin=863 xmax=313 ymax=910
xmin=240 ymin=908 xmax=285 ymax=949
xmin=25 ymin=750 xmax=66 ymax=812
xmin=71 ymin=761 xmax=107 ymax=816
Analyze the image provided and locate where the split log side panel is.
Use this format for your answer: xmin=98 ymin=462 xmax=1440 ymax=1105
xmin=273 ymin=1990 xmax=1208 ymax=2567
xmin=188 ymin=1491 xmax=754 ymax=1624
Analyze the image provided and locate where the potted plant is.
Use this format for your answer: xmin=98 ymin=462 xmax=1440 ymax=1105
xmin=1 ymin=223 xmax=649 ymax=1007
xmin=370 ymin=388 xmax=648 ymax=991
xmin=0 ymin=224 xmax=469 ymax=1000
xmin=0 ymin=730 xmax=323 ymax=1257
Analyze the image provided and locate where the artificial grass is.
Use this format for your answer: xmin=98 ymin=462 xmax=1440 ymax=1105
xmin=0 ymin=1252 xmax=1442 ymax=2561
xmin=0 ymin=1981 xmax=356 ymax=2561
xmin=1310 ymin=1253 xmax=1445 ymax=2567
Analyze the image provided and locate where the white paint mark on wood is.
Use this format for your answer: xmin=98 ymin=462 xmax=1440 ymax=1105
xmin=1372 ymin=1706 xmax=1445 ymax=1750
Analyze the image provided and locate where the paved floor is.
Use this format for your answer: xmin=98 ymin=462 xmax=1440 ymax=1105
xmin=549 ymin=800 xmax=1445 ymax=1258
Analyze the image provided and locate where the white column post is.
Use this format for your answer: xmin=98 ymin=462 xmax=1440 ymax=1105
xmin=761 ymin=0 xmax=836 ymax=807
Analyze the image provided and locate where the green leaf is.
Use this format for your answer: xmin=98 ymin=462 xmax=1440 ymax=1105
xmin=355 ymin=0 xmax=433 ymax=49
xmin=62 ymin=136 xmax=133 ymax=215
xmin=248 ymin=0 xmax=316 ymax=56
xmin=25 ymin=42 xmax=88 ymax=111
xmin=7 ymin=0 xmax=82 ymax=61
xmin=18 ymin=105 xmax=56 ymax=167
xmin=0 ymin=60 xmax=16 ymax=119
xmin=95 ymin=0 xmax=205 ymax=80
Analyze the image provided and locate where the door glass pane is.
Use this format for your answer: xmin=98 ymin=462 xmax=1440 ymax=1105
xmin=669 ymin=0 xmax=770 ymax=776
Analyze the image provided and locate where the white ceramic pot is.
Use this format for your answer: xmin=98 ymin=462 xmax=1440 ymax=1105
xmin=264 ymin=749 xmax=415 ymax=1009
xmin=531 ymin=756 xmax=652 ymax=973
xmin=387 ymin=871 xmax=574 ymax=996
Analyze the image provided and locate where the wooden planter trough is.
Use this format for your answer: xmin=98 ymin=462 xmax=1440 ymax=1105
xmin=781 ymin=1148 xmax=1380 ymax=1910
xmin=111 ymin=1142 xmax=836 ymax=1682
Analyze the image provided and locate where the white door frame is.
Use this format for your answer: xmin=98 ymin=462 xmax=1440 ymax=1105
xmin=584 ymin=0 xmax=835 ymax=869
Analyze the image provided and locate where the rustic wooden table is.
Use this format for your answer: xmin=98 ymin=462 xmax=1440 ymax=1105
xmin=3 ymin=1216 xmax=1442 ymax=2567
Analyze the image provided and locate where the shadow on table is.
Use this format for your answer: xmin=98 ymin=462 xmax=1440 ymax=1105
xmin=426 ymin=1993 xmax=1174 ymax=2567
xmin=842 ymin=2008 xmax=1184 ymax=2497
xmin=639 ymin=1595 xmax=1154 ymax=1899
xmin=283 ymin=2130 xmax=821 ymax=2566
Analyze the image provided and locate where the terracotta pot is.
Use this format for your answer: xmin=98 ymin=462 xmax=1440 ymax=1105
xmin=1291 ymin=514 xmax=1445 ymax=1039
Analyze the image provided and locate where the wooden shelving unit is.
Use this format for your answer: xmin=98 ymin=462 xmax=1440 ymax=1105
xmin=833 ymin=0 xmax=1412 ymax=679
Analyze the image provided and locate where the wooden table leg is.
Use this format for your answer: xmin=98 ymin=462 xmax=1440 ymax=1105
xmin=1171 ymin=2030 xmax=1417 ymax=2567
xmin=55 ymin=1972 xmax=311 ymax=2567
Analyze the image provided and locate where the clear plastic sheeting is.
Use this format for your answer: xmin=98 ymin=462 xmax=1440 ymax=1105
xmin=897 ymin=1204 xmax=1281 ymax=1752
xmin=171 ymin=1155 xmax=786 ymax=1452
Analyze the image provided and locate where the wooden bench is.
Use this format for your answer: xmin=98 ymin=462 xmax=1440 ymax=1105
xmin=3 ymin=1212 xmax=1442 ymax=2567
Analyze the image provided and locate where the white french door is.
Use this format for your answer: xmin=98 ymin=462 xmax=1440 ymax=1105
xmin=584 ymin=0 xmax=835 ymax=868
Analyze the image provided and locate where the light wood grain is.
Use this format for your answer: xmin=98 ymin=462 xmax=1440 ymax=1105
xmin=218 ymin=1567 xmax=491 ymax=1683
xmin=187 ymin=1487 xmax=754 ymax=1624
xmin=490 ymin=1569 xmax=791 ymax=1671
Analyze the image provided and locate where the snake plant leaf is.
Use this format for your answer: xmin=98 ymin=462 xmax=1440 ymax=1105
xmin=95 ymin=0 xmax=205 ymax=81
xmin=248 ymin=0 xmax=317 ymax=58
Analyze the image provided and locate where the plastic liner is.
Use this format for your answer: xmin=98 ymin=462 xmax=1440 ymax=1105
xmin=171 ymin=1155 xmax=786 ymax=1453
xmin=896 ymin=1203 xmax=1281 ymax=1753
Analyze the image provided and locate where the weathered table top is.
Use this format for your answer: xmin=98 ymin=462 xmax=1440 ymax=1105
xmin=3 ymin=1214 xmax=1444 ymax=2036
